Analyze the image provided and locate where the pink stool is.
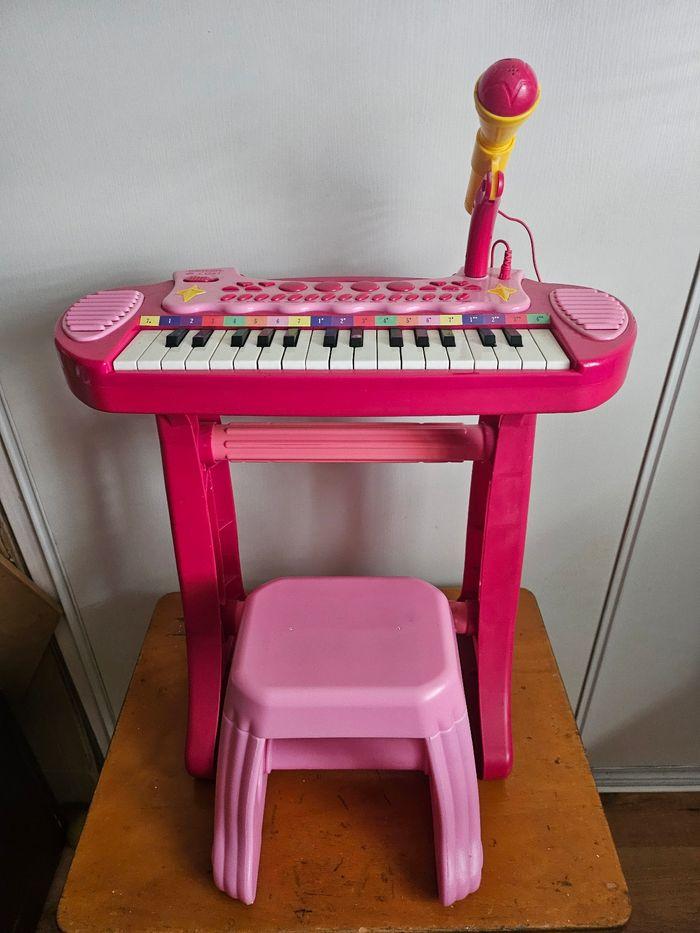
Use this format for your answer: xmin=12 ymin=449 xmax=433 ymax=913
xmin=212 ymin=576 xmax=482 ymax=906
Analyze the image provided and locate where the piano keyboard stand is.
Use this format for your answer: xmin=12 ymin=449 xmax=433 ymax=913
xmin=157 ymin=413 xmax=534 ymax=781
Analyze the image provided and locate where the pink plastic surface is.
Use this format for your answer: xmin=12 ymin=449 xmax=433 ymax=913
xmin=213 ymin=576 xmax=482 ymax=905
xmin=550 ymin=287 xmax=629 ymax=340
xmin=476 ymin=59 xmax=539 ymax=116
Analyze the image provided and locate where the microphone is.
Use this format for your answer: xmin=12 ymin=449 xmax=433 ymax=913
xmin=465 ymin=58 xmax=540 ymax=213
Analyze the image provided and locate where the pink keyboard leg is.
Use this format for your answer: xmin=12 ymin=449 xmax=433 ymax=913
xmin=460 ymin=413 xmax=536 ymax=780
xmin=426 ymin=714 xmax=483 ymax=905
xmin=212 ymin=721 xmax=268 ymax=904
xmin=157 ymin=414 xmax=244 ymax=779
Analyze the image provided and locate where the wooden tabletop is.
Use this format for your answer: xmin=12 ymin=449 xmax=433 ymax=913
xmin=58 ymin=589 xmax=630 ymax=932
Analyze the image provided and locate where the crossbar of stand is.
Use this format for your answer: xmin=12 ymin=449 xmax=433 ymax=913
xmin=205 ymin=422 xmax=495 ymax=463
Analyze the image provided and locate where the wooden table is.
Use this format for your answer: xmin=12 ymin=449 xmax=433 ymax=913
xmin=58 ymin=590 xmax=630 ymax=932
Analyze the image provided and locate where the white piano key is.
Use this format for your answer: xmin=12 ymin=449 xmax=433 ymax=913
xmin=161 ymin=331 xmax=196 ymax=371
xmin=281 ymin=329 xmax=312 ymax=370
xmin=257 ymin=329 xmax=287 ymax=370
xmin=329 ymin=329 xmax=354 ymax=370
xmin=400 ymin=331 xmax=426 ymax=370
xmin=233 ymin=330 xmax=263 ymax=370
xmin=376 ymin=329 xmax=401 ymax=370
xmin=531 ymin=328 xmax=571 ymax=370
xmin=446 ymin=330 xmax=475 ymax=371
xmin=209 ymin=331 xmax=240 ymax=370
xmin=135 ymin=331 xmax=174 ymax=370
xmin=186 ymin=330 xmax=225 ymax=370
xmin=305 ymin=329 xmax=332 ymax=370
xmin=465 ymin=329 xmax=498 ymax=370
xmin=113 ymin=330 xmax=159 ymax=371
xmin=424 ymin=329 xmax=450 ymax=370
xmin=515 ymin=329 xmax=547 ymax=371
xmin=353 ymin=329 xmax=378 ymax=370
xmin=492 ymin=329 xmax=522 ymax=370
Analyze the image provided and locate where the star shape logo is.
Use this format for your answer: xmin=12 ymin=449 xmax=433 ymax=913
xmin=487 ymin=284 xmax=517 ymax=302
xmin=177 ymin=285 xmax=206 ymax=303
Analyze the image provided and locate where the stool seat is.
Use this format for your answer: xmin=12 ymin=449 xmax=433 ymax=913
xmin=213 ymin=576 xmax=482 ymax=907
xmin=225 ymin=576 xmax=467 ymax=737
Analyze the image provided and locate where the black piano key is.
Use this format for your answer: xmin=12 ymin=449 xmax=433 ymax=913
xmin=256 ymin=328 xmax=275 ymax=348
xmin=323 ymin=327 xmax=339 ymax=348
xmin=477 ymin=327 xmax=496 ymax=347
xmin=191 ymin=328 xmax=214 ymax=347
xmin=165 ymin=327 xmax=188 ymax=348
xmin=230 ymin=328 xmax=249 ymax=347
xmin=283 ymin=328 xmax=300 ymax=347
xmin=439 ymin=328 xmax=456 ymax=348
xmin=414 ymin=328 xmax=429 ymax=348
xmin=389 ymin=327 xmax=404 ymax=348
xmin=349 ymin=327 xmax=364 ymax=348
xmin=503 ymin=327 xmax=523 ymax=347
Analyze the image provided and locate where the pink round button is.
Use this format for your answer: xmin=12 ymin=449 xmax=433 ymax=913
xmin=221 ymin=285 xmax=239 ymax=292
xmin=420 ymin=284 xmax=436 ymax=291
xmin=371 ymin=294 xmax=385 ymax=301
xmin=254 ymin=294 xmax=270 ymax=301
xmin=221 ymin=294 xmax=237 ymax=302
xmin=321 ymin=294 xmax=335 ymax=301
xmin=404 ymin=294 xmax=418 ymax=301
xmin=439 ymin=294 xmax=453 ymax=301
xmin=386 ymin=280 xmax=414 ymax=292
xmin=258 ymin=281 xmax=275 ymax=287
xmin=422 ymin=294 xmax=434 ymax=301
xmin=288 ymin=294 xmax=304 ymax=301
xmin=338 ymin=293 xmax=352 ymax=301
xmin=430 ymin=280 xmax=447 ymax=286
xmin=271 ymin=294 xmax=285 ymax=301
xmin=355 ymin=293 xmax=370 ymax=301
xmin=388 ymin=294 xmax=402 ymax=301
xmin=441 ymin=284 xmax=459 ymax=291
xmin=236 ymin=281 xmax=257 ymax=288
xmin=315 ymin=281 xmax=342 ymax=292
xmin=279 ymin=281 xmax=307 ymax=292
xmin=351 ymin=281 xmax=379 ymax=291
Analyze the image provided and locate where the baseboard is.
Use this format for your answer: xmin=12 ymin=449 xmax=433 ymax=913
xmin=594 ymin=766 xmax=700 ymax=793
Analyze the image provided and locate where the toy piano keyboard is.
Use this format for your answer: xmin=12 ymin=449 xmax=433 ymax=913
xmin=55 ymin=58 xmax=635 ymax=906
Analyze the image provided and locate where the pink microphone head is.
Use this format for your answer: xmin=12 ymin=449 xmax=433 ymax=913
xmin=476 ymin=58 xmax=539 ymax=117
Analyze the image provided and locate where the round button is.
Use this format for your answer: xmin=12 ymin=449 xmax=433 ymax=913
xmin=279 ymin=281 xmax=307 ymax=292
xmin=221 ymin=285 xmax=239 ymax=292
xmin=439 ymin=294 xmax=453 ymax=301
xmin=184 ymin=275 xmax=218 ymax=283
xmin=420 ymin=284 xmax=436 ymax=291
xmin=441 ymin=284 xmax=459 ymax=291
xmin=387 ymin=280 xmax=414 ymax=292
xmin=430 ymin=280 xmax=446 ymax=286
xmin=271 ymin=294 xmax=285 ymax=301
xmin=315 ymin=281 xmax=342 ymax=292
xmin=351 ymin=281 xmax=379 ymax=291
xmin=254 ymin=294 xmax=270 ymax=301
xmin=456 ymin=291 xmax=470 ymax=300
xmin=422 ymin=294 xmax=434 ymax=301
xmin=371 ymin=293 xmax=385 ymax=301
xmin=404 ymin=294 xmax=419 ymax=301
xmin=221 ymin=294 xmax=237 ymax=302
xmin=287 ymin=294 xmax=304 ymax=301
xmin=354 ymin=293 xmax=370 ymax=301
xmin=258 ymin=281 xmax=275 ymax=287
xmin=338 ymin=293 xmax=352 ymax=301
xmin=320 ymin=294 xmax=335 ymax=301
xmin=236 ymin=281 xmax=258 ymax=288
xmin=388 ymin=294 xmax=402 ymax=301
xmin=452 ymin=279 xmax=469 ymax=286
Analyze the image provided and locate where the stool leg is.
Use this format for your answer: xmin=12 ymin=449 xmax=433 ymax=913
xmin=426 ymin=714 xmax=483 ymax=906
xmin=212 ymin=720 xmax=268 ymax=904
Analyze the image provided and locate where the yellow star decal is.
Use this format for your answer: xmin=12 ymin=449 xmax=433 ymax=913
xmin=177 ymin=285 xmax=206 ymax=303
xmin=488 ymin=284 xmax=517 ymax=302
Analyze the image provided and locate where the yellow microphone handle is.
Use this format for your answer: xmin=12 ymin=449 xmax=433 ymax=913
xmin=464 ymin=86 xmax=541 ymax=213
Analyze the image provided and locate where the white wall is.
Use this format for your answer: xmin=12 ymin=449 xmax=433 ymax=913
xmin=1 ymin=1 xmax=698 ymax=767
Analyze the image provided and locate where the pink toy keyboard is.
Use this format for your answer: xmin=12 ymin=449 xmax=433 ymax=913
xmin=54 ymin=58 xmax=636 ymax=805
xmin=56 ymin=268 xmax=632 ymax=418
